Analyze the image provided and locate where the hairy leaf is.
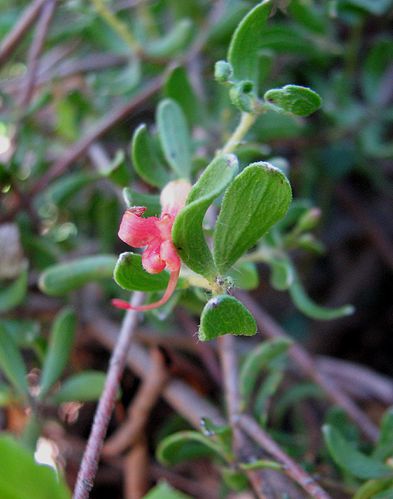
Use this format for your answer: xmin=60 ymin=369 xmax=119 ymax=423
xmin=214 ymin=162 xmax=292 ymax=274
xmin=199 ymin=295 xmax=256 ymax=341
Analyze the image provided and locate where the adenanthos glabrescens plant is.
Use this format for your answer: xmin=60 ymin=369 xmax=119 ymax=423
xmin=1 ymin=0 xmax=392 ymax=497
xmin=112 ymin=0 xmax=352 ymax=343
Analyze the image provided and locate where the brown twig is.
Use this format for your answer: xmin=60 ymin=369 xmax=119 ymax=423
xmin=217 ymin=335 xmax=242 ymax=454
xmin=237 ymin=291 xmax=379 ymax=442
xmin=217 ymin=336 xmax=305 ymax=499
xmin=0 ymin=0 xmax=48 ymax=66
xmin=83 ymin=289 xmax=224 ymax=428
xmin=123 ymin=438 xmax=149 ymax=499
xmin=19 ymin=0 xmax=57 ymax=109
xmin=239 ymin=414 xmax=331 ymax=499
xmin=103 ymin=348 xmax=170 ymax=457
xmin=73 ymin=292 xmax=144 ymax=499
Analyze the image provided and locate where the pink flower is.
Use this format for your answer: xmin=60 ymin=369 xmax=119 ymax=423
xmin=112 ymin=180 xmax=191 ymax=312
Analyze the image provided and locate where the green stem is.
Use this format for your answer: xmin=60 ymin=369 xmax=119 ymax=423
xmin=90 ymin=0 xmax=141 ymax=53
xmin=221 ymin=112 xmax=256 ymax=154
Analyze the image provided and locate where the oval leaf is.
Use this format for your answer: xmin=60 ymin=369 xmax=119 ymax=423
xmin=264 ymin=85 xmax=322 ymax=117
xmin=239 ymin=338 xmax=292 ymax=404
xmin=229 ymin=261 xmax=259 ymax=290
xmin=373 ymin=408 xmax=393 ymax=461
xmin=157 ymin=99 xmax=192 ymax=179
xmin=0 ymin=269 xmax=28 ymax=313
xmin=39 ymin=255 xmax=117 ymax=296
xmin=0 ymin=436 xmax=70 ymax=499
xmin=131 ymin=124 xmax=170 ymax=188
xmin=52 ymin=371 xmax=106 ymax=403
xmin=214 ymin=162 xmax=292 ymax=274
xmin=227 ymin=0 xmax=272 ymax=87
xmin=39 ymin=308 xmax=76 ymax=399
xmin=145 ymin=19 xmax=193 ymax=58
xmin=143 ymin=482 xmax=191 ymax=499
xmin=114 ymin=252 xmax=169 ymax=292
xmin=0 ymin=325 xmax=28 ymax=397
xmin=173 ymin=154 xmax=238 ymax=278
xmin=198 ymin=295 xmax=256 ymax=341
xmin=269 ymin=257 xmax=294 ymax=291
xmin=323 ymin=425 xmax=392 ymax=480
xmin=157 ymin=431 xmax=228 ymax=466
xmin=165 ymin=66 xmax=202 ymax=126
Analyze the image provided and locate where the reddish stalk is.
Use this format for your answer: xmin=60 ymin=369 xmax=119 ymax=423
xmin=0 ymin=0 xmax=48 ymax=66
xmin=239 ymin=414 xmax=331 ymax=499
xmin=73 ymin=292 xmax=144 ymax=499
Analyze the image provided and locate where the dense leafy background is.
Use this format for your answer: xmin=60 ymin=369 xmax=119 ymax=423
xmin=0 ymin=0 xmax=393 ymax=497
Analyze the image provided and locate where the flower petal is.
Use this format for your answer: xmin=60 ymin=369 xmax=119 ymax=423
xmin=118 ymin=208 xmax=160 ymax=247
xmin=142 ymin=240 xmax=166 ymax=274
xmin=160 ymin=240 xmax=181 ymax=272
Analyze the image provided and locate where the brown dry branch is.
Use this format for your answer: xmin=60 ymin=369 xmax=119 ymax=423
xmin=239 ymin=414 xmax=331 ymax=499
xmin=19 ymin=0 xmax=57 ymax=109
xmin=103 ymin=348 xmax=170 ymax=457
xmin=218 ymin=335 xmax=321 ymax=499
xmin=0 ymin=0 xmax=48 ymax=66
xmin=237 ymin=291 xmax=379 ymax=442
xmin=84 ymin=299 xmax=224 ymax=429
xmin=73 ymin=292 xmax=144 ymax=499
xmin=123 ymin=438 xmax=149 ymax=499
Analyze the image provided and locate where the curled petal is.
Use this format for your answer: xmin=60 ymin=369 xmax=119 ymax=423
xmin=142 ymin=241 xmax=166 ymax=274
xmin=112 ymin=268 xmax=180 ymax=312
xmin=160 ymin=179 xmax=192 ymax=217
xmin=160 ymin=240 xmax=180 ymax=272
xmin=118 ymin=208 xmax=160 ymax=247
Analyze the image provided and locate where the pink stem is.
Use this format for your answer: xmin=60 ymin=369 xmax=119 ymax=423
xmin=112 ymin=268 xmax=180 ymax=312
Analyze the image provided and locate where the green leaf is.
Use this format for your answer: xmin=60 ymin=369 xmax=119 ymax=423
xmin=227 ymin=0 xmax=272 ymax=88
xmin=0 ymin=383 xmax=14 ymax=407
xmin=354 ymin=478 xmax=393 ymax=499
xmin=39 ymin=255 xmax=117 ymax=296
xmin=343 ymin=0 xmax=393 ymax=15
xmin=221 ymin=467 xmax=249 ymax=491
xmin=143 ymin=482 xmax=191 ymax=499
xmin=264 ymin=85 xmax=322 ymax=117
xmin=51 ymin=371 xmax=106 ymax=403
xmin=39 ymin=308 xmax=76 ymax=399
xmin=131 ymin=124 xmax=171 ymax=188
xmin=145 ymin=19 xmax=193 ymax=58
xmin=239 ymin=338 xmax=292 ymax=405
xmin=0 ymin=319 xmax=40 ymax=347
xmin=114 ymin=252 xmax=169 ymax=292
xmin=123 ymin=188 xmax=161 ymax=216
xmin=373 ymin=408 xmax=393 ymax=461
xmin=198 ymin=295 xmax=256 ymax=341
xmin=157 ymin=430 xmax=228 ymax=466
xmin=156 ymin=99 xmax=192 ymax=179
xmin=0 ymin=269 xmax=28 ymax=312
xmin=214 ymin=162 xmax=292 ymax=274
xmin=229 ymin=262 xmax=259 ymax=290
xmin=323 ymin=425 xmax=393 ymax=479
xmin=173 ymin=154 xmax=238 ymax=278
xmin=289 ymin=276 xmax=354 ymax=320
xmin=164 ymin=66 xmax=201 ymax=126
xmin=269 ymin=257 xmax=294 ymax=291
xmin=0 ymin=436 xmax=70 ymax=499
xmin=362 ymin=38 xmax=393 ymax=104
xmin=44 ymin=172 xmax=100 ymax=206
xmin=0 ymin=325 xmax=28 ymax=397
